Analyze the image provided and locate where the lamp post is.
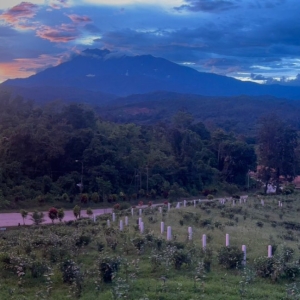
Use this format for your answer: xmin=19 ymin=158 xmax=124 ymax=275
xmin=75 ymin=160 xmax=83 ymax=194
xmin=247 ymin=169 xmax=250 ymax=191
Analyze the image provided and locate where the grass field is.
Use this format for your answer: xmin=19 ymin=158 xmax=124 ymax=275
xmin=1 ymin=193 xmax=300 ymax=299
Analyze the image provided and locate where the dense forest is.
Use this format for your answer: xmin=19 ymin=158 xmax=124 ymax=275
xmin=0 ymin=91 xmax=261 ymax=209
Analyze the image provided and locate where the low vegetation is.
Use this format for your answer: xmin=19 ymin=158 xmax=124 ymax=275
xmin=1 ymin=194 xmax=300 ymax=299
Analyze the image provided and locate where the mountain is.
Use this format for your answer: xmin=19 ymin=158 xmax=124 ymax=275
xmin=2 ymin=48 xmax=300 ymax=101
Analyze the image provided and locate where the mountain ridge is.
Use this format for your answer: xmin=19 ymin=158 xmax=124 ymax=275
xmin=2 ymin=48 xmax=300 ymax=101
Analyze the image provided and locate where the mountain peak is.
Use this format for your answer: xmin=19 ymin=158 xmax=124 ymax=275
xmin=81 ymin=48 xmax=110 ymax=58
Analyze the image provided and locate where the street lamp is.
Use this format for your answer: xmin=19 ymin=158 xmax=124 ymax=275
xmin=75 ymin=160 xmax=83 ymax=194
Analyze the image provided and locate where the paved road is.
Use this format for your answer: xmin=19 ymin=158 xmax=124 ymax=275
xmin=0 ymin=196 xmax=247 ymax=228
xmin=0 ymin=208 xmax=113 ymax=227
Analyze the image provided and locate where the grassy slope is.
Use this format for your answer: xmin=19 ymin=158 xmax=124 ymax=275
xmin=1 ymin=193 xmax=300 ymax=299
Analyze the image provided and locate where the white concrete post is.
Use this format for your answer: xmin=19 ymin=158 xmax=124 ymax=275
xmin=159 ymin=206 xmax=162 ymax=213
xmin=119 ymin=220 xmax=123 ymax=231
xmin=131 ymin=208 xmax=134 ymax=216
xmin=176 ymin=202 xmax=180 ymax=209
xmin=239 ymin=198 xmax=242 ymax=204
xmin=268 ymin=245 xmax=272 ymax=258
xmin=184 ymin=200 xmax=187 ymax=207
xmin=202 ymin=234 xmax=207 ymax=249
xmin=278 ymin=201 xmax=281 ymax=207
xmin=188 ymin=227 xmax=192 ymax=240
xmin=112 ymin=213 xmax=116 ymax=222
xmin=232 ymin=200 xmax=235 ymax=206
xmin=167 ymin=226 xmax=172 ymax=240
xmin=93 ymin=215 xmax=96 ymax=223
xmin=194 ymin=200 xmax=196 ymax=207
xmin=161 ymin=221 xmax=164 ymax=234
xmin=140 ymin=222 xmax=144 ymax=234
xmin=125 ymin=216 xmax=128 ymax=226
xmin=242 ymin=245 xmax=246 ymax=265
xmin=226 ymin=233 xmax=230 ymax=247
xmin=168 ymin=203 xmax=171 ymax=211
xmin=139 ymin=208 xmax=142 ymax=216
xmin=107 ymin=219 xmax=110 ymax=227
xmin=139 ymin=217 xmax=142 ymax=226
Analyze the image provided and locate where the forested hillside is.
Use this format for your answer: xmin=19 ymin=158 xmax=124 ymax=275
xmin=98 ymin=92 xmax=300 ymax=135
xmin=0 ymin=93 xmax=256 ymax=209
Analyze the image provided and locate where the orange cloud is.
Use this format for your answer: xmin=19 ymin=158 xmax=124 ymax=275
xmin=67 ymin=14 xmax=92 ymax=23
xmin=0 ymin=54 xmax=61 ymax=83
xmin=0 ymin=2 xmax=39 ymax=29
xmin=36 ymin=23 xmax=79 ymax=42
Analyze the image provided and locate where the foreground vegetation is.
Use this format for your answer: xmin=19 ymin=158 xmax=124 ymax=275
xmin=2 ymin=194 xmax=300 ymax=299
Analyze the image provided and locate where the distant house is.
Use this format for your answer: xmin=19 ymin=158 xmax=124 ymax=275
xmin=293 ymin=176 xmax=300 ymax=189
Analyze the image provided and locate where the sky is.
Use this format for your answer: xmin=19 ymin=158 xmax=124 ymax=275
xmin=0 ymin=0 xmax=300 ymax=85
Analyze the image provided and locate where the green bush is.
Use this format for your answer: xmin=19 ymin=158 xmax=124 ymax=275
xmin=218 ymin=246 xmax=244 ymax=269
xmin=254 ymin=256 xmax=275 ymax=278
xmin=256 ymin=221 xmax=264 ymax=227
xmin=75 ymin=235 xmax=91 ymax=247
xmin=30 ymin=261 xmax=48 ymax=278
xmin=172 ymin=249 xmax=191 ymax=270
xmin=61 ymin=260 xmax=82 ymax=284
xmin=99 ymin=255 xmax=121 ymax=283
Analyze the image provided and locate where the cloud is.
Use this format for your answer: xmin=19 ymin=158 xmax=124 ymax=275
xmin=49 ymin=0 xmax=70 ymax=10
xmin=67 ymin=14 xmax=92 ymax=23
xmin=0 ymin=2 xmax=39 ymax=29
xmin=175 ymin=0 xmax=238 ymax=12
xmin=36 ymin=23 xmax=79 ymax=42
xmin=0 ymin=53 xmax=62 ymax=82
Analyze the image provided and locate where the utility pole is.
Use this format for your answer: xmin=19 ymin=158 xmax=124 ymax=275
xmin=146 ymin=166 xmax=149 ymax=195
xmin=75 ymin=160 xmax=83 ymax=194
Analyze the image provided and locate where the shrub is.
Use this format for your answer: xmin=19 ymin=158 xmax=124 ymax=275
xmin=73 ymin=205 xmax=81 ymax=219
xmin=31 ymin=211 xmax=45 ymax=225
xmin=30 ymin=261 xmax=48 ymax=278
xmin=61 ymin=260 xmax=82 ymax=284
xmin=132 ymin=236 xmax=145 ymax=252
xmin=99 ymin=255 xmax=121 ymax=283
xmin=172 ymin=249 xmax=191 ymax=270
xmin=48 ymin=207 xmax=58 ymax=223
xmin=200 ymin=219 xmax=212 ymax=227
xmin=58 ymin=208 xmax=65 ymax=222
xmin=75 ymin=235 xmax=91 ymax=247
xmin=256 ymin=221 xmax=264 ymax=228
xmin=113 ymin=203 xmax=120 ymax=210
xmin=207 ymin=194 xmax=214 ymax=200
xmin=91 ymin=192 xmax=99 ymax=203
xmin=218 ymin=246 xmax=244 ymax=269
xmin=119 ymin=202 xmax=130 ymax=210
xmin=254 ymin=256 xmax=275 ymax=278
xmin=86 ymin=207 xmax=93 ymax=217
xmin=97 ymin=241 xmax=105 ymax=252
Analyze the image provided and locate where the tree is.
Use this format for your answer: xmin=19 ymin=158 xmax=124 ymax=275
xmin=220 ymin=141 xmax=256 ymax=185
xmin=86 ymin=207 xmax=93 ymax=218
xmin=58 ymin=208 xmax=65 ymax=222
xmin=258 ymin=115 xmax=298 ymax=193
xmin=30 ymin=211 xmax=45 ymax=225
xmin=73 ymin=205 xmax=81 ymax=219
xmin=48 ymin=207 xmax=58 ymax=223
xmin=20 ymin=209 xmax=28 ymax=225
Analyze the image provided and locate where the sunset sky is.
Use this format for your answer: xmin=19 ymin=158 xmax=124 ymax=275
xmin=0 ymin=0 xmax=300 ymax=85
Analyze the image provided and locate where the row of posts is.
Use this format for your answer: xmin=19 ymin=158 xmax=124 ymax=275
xmin=107 ymin=213 xmax=273 ymax=264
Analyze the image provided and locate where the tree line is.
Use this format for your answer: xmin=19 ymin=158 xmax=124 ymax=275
xmin=0 ymin=93 xmax=297 ymax=208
